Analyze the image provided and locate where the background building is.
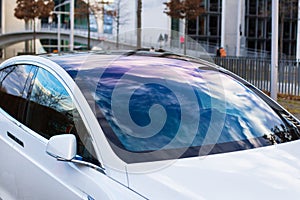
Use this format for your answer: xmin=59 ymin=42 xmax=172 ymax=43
xmin=123 ymin=0 xmax=299 ymax=58
xmin=186 ymin=0 xmax=222 ymax=50
xmin=0 ymin=0 xmax=106 ymax=57
xmin=244 ymin=0 xmax=298 ymax=58
xmin=185 ymin=0 xmax=299 ymax=58
xmin=1 ymin=0 xmax=300 ymax=58
xmin=0 ymin=0 xmax=26 ymax=58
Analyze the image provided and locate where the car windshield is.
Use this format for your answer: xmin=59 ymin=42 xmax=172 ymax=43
xmin=57 ymin=54 xmax=299 ymax=163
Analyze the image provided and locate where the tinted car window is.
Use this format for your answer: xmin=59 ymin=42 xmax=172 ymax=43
xmin=0 ymin=65 xmax=36 ymax=122
xmin=62 ymin=55 xmax=300 ymax=163
xmin=25 ymin=68 xmax=97 ymax=164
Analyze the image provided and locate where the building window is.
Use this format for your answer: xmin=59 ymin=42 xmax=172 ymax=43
xmin=245 ymin=0 xmax=298 ymax=58
xmin=187 ymin=0 xmax=222 ymax=47
xmin=209 ymin=0 xmax=220 ymax=12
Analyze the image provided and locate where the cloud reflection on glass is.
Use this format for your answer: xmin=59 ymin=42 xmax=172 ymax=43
xmin=54 ymin=54 xmax=293 ymax=163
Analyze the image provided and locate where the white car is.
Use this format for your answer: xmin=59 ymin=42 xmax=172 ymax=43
xmin=1 ymin=50 xmax=300 ymax=200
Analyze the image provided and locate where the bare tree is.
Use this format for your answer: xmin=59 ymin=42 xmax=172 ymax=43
xmin=110 ymin=0 xmax=130 ymax=48
xmin=31 ymin=82 xmax=67 ymax=110
xmin=14 ymin=0 xmax=36 ymax=30
xmin=164 ymin=0 xmax=205 ymax=54
xmin=14 ymin=0 xmax=36 ymax=52
xmin=14 ymin=0 xmax=54 ymax=53
xmin=75 ymin=0 xmax=129 ymax=50
xmin=76 ymin=0 xmax=123 ymax=50
xmin=137 ymin=0 xmax=142 ymax=48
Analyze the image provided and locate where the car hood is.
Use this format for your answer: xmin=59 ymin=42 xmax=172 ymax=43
xmin=127 ymin=140 xmax=300 ymax=199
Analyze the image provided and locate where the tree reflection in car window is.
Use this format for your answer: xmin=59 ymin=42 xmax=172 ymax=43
xmin=0 ymin=65 xmax=35 ymax=121
xmin=25 ymin=68 xmax=98 ymax=164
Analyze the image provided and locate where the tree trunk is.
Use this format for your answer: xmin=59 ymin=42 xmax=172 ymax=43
xmin=116 ymin=17 xmax=120 ymax=48
xmin=25 ymin=20 xmax=29 ymax=52
xmin=184 ymin=18 xmax=188 ymax=55
xmin=87 ymin=0 xmax=91 ymax=50
xmin=116 ymin=3 xmax=120 ymax=48
xmin=136 ymin=0 xmax=142 ymax=48
xmin=33 ymin=19 xmax=36 ymax=54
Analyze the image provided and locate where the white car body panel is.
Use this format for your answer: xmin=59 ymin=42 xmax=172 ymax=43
xmin=0 ymin=115 xmax=85 ymax=199
xmin=0 ymin=56 xmax=143 ymax=200
xmin=1 ymin=54 xmax=300 ymax=199
xmin=0 ymin=111 xmax=145 ymax=200
xmin=128 ymin=140 xmax=300 ymax=199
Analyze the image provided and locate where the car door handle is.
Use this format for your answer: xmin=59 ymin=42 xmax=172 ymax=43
xmin=7 ymin=132 xmax=24 ymax=147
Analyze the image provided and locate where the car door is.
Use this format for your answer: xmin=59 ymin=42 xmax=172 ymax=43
xmin=0 ymin=64 xmax=98 ymax=200
xmin=0 ymin=64 xmax=37 ymax=199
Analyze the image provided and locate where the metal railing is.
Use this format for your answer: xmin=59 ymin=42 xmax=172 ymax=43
xmin=214 ymin=56 xmax=300 ymax=96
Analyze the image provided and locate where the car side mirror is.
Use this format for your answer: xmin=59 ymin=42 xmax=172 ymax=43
xmin=46 ymin=134 xmax=77 ymax=161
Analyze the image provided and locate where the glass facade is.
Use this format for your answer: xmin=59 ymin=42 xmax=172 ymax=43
xmin=182 ymin=0 xmax=299 ymax=57
xmin=103 ymin=4 xmax=114 ymax=34
xmin=187 ymin=0 xmax=222 ymax=47
xmin=41 ymin=0 xmax=99 ymax=52
xmin=245 ymin=0 xmax=298 ymax=58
